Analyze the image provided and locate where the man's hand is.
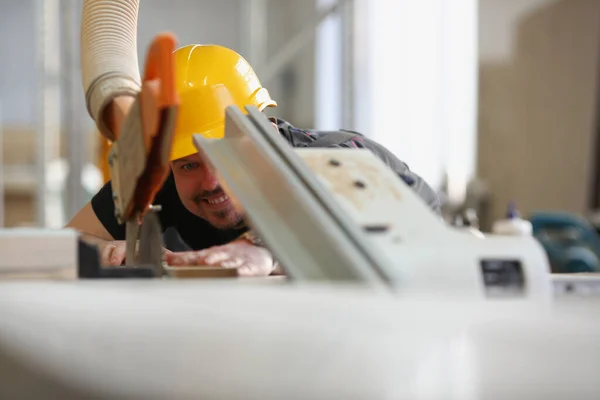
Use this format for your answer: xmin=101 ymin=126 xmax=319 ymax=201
xmin=99 ymin=240 xmax=173 ymax=266
xmin=165 ymin=241 xmax=275 ymax=277
xmin=98 ymin=240 xmax=127 ymax=266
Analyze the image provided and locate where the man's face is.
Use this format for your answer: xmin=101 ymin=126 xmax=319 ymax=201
xmin=171 ymin=153 xmax=244 ymax=230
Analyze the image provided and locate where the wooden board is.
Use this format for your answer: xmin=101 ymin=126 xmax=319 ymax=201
xmin=164 ymin=266 xmax=239 ymax=279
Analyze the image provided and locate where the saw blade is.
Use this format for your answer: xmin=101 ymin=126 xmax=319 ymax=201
xmin=138 ymin=210 xmax=164 ymax=276
xmin=125 ymin=219 xmax=139 ymax=266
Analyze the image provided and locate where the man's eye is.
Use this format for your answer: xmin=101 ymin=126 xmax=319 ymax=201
xmin=181 ymin=162 xmax=199 ymax=171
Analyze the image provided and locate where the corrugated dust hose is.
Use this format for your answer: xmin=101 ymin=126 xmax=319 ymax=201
xmin=80 ymin=0 xmax=141 ymax=139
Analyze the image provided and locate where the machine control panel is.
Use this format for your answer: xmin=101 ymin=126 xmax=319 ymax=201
xmin=481 ymin=259 xmax=526 ymax=297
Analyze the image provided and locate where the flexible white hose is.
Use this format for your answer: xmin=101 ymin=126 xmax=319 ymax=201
xmin=81 ymin=0 xmax=141 ymax=138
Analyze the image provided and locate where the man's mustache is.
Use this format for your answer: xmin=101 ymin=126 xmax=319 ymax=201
xmin=193 ymin=186 xmax=226 ymax=203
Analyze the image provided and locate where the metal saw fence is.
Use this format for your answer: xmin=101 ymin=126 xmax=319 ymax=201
xmin=194 ymin=105 xmax=397 ymax=285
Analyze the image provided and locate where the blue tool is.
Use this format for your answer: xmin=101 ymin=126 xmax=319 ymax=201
xmin=529 ymin=211 xmax=600 ymax=273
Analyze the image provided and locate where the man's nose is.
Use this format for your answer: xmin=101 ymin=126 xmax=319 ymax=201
xmin=199 ymin=167 xmax=220 ymax=191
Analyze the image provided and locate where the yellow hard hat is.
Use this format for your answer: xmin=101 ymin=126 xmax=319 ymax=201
xmin=170 ymin=44 xmax=277 ymax=161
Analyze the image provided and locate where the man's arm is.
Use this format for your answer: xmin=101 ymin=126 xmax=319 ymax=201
xmin=358 ymin=137 xmax=442 ymax=214
xmin=276 ymin=121 xmax=443 ymax=214
xmin=66 ymin=202 xmax=131 ymax=266
xmin=66 ymin=181 xmax=129 ymax=265
xmin=66 ymin=202 xmax=114 ymax=242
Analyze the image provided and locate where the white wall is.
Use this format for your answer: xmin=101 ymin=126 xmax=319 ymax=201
xmin=0 ymin=0 xmax=319 ymax=227
xmin=0 ymin=0 xmax=37 ymax=125
xmin=314 ymin=0 xmax=343 ymax=131
xmin=137 ymin=0 xmax=242 ymax=63
xmin=263 ymin=0 xmax=317 ymax=127
xmin=479 ymin=0 xmax=559 ymax=62
xmin=352 ymin=0 xmax=479 ymax=197
xmin=0 ymin=0 xmax=316 ymax=128
xmin=477 ymin=0 xmax=600 ymax=223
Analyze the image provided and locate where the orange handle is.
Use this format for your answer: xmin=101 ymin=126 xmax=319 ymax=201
xmin=143 ymin=33 xmax=179 ymax=108
xmin=129 ymin=32 xmax=180 ymax=219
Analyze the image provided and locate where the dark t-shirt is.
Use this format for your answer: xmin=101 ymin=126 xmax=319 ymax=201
xmin=92 ymin=117 xmax=441 ymax=250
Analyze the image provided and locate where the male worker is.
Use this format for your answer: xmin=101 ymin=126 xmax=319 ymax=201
xmin=67 ymin=44 xmax=441 ymax=276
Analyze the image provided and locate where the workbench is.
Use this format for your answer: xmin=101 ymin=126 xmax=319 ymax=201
xmin=0 ymin=278 xmax=598 ymax=399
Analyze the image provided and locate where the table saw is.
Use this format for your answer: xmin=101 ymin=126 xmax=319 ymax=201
xmin=0 ymin=105 xmax=599 ymax=399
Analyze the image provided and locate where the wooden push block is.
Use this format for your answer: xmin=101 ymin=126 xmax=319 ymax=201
xmin=164 ymin=265 xmax=239 ymax=279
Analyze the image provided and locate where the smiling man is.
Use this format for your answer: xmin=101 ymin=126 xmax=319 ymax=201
xmin=67 ymin=44 xmax=440 ymax=276
xmin=171 ymin=154 xmax=242 ymax=231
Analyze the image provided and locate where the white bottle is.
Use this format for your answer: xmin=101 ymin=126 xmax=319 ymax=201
xmin=492 ymin=202 xmax=533 ymax=236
